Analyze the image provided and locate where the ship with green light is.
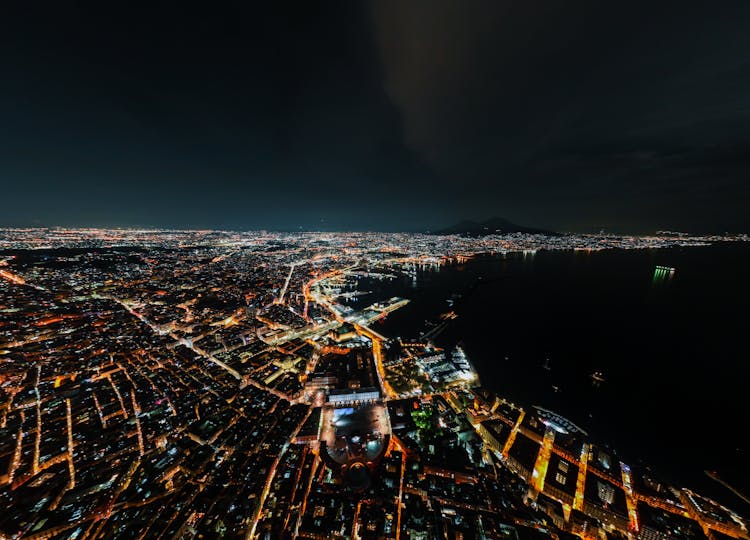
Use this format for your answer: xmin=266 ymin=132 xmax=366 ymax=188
xmin=653 ymin=265 xmax=676 ymax=281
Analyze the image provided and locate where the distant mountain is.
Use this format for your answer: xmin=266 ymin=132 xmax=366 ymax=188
xmin=431 ymin=217 xmax=554 ymax=236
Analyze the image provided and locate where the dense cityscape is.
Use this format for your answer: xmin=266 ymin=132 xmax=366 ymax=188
xmin=0 ymin=228 xmax=747 ymax=540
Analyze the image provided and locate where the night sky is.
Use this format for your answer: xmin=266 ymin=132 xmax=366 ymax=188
xmin=2 ymin=2 xmax=750 ymax=233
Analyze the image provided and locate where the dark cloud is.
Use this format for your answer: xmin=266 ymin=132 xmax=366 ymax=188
xmin=370 ymin=0 xmax=750 ymax=232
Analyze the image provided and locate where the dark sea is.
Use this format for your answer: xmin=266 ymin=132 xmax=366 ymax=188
xmin=348 ymin=243 xmax=750 ymax=512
